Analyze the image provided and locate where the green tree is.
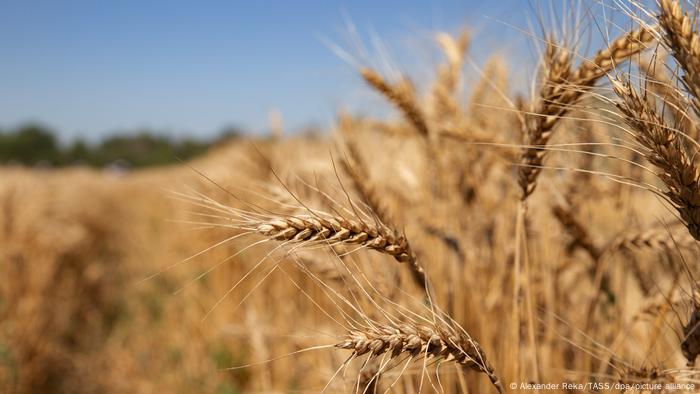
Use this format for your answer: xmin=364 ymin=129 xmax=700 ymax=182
xmin=0 ymin=124 xmax=59 ymax=165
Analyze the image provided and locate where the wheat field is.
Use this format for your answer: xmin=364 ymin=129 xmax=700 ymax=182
xmin=7 ymin=1 xmax=700 ymax=393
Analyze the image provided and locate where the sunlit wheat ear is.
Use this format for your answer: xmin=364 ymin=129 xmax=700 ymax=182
xmin=253 ymin=212 xmax=427 ymax=288
xmin=611 ymin=77 xmax=700 ymax=240
xmin=659 ymin=0 xmax=700 ymax=117
xmin=360 ymin=67 xmax=429 ymax=137
xmin=519 ymin=27 xmax=653 ymax=200
xmin=336 ymin=321 xmax=504 ymax=394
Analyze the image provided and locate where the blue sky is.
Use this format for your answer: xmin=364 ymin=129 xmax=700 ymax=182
xmin=0 ymin=0 xmax=599 ymax=140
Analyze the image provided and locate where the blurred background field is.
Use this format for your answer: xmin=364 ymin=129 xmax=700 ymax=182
xmin=0 ymin=136 xmax=333 ymax=393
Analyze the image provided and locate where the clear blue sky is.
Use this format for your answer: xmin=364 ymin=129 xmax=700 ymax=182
xmin=0 ymin=0 xmax=588 ymax=141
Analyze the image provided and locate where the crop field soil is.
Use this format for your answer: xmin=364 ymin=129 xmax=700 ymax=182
xmin=6 ymin=1 xmax=700 ymax=393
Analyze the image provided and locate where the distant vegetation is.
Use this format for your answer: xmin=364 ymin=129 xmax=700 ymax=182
xmin=0 ymin=123 xmax=241 ymax=168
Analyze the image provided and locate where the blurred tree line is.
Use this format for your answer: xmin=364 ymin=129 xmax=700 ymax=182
xmin=0 ymin=123 xmax=241 ymax=169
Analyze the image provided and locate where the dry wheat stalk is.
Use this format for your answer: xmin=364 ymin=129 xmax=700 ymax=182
xmin=336 ymin=322 xmax=504 ymax=394
xmin=612 ymin=78 xmax=700 ymax=240
xmin=659 ymin=0 xmax=700 ymax=117
xmin=254 ymin=214 xmax=427 ymax=286
xmin=519 ymin=27 xmax=653 ymax=199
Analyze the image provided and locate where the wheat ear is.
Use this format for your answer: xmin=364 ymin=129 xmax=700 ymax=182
xmin=605 ymin=227 xmax=696 ymax=254
xmin=361 ymin=68 xmax=429 ymax=137
xmin=612 ymin=78 xmax=700 ymax=240
xmin=255 ymin=214 xmax=427 ymax=286
xmin=659 ymin=0 xmax=700 ymax=117
xmin=337 ymin=322 xmax=504 ymax=394
xmin=519 ymin=27 xmax=653 ymax=199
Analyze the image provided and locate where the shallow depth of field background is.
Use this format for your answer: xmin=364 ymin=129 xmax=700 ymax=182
xmin=3 ymin=1 xmax=698 ymax=393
